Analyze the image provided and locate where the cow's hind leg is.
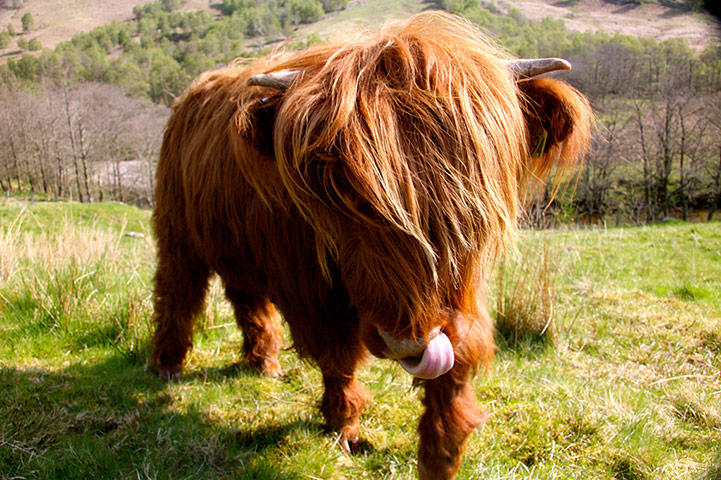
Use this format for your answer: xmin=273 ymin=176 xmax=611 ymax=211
xmin=151 ymin=246 xmax=211 ymax=381
xmin=224 ymin=287 xmax=284 ymax=377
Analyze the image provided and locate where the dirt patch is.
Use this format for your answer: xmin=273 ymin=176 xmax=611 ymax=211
xmin=1 ymin=0 xmax=148 ymax=50
xmin=502 ymin=0 xmax=721 ymax=51
xmin=0 ymin=0 xmax=217 ymax=53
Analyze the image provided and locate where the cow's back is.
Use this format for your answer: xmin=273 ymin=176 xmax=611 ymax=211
xmin=153 ymin=67 xmax=331 ymax=310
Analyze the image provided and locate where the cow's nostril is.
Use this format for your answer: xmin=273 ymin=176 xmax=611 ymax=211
xmin=398 ymin=354 xmax=422 ymax=368
xmin=377 ymin=327 xmax=439 ymax=359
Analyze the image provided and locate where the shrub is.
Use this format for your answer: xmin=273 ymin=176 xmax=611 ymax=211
xmin=286 ymin=0 xmax=324 ymax=25
xmin=28 ymin=37 xmax=42 ymax=51
xmin=495 ymin=241 xmax=558 ymax=348
xmin=21 ymin=12 xmax=34 ymax=33
xmin=319 ymin=0 xmax=348 ymax=13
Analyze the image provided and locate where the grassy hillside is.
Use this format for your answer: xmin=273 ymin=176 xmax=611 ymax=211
xmin=498 ymin=0 xmax=719 ymax=51
xmin=292 ymin=0 xmax=429 ymax=40
xmin=1 ymin=199 xmax=719 ymax=479
xmin=296 ymin=0 xmax=720 ymax=50
xmin=0 ymin=0 xmax=213 ymax=51
xmin=1 ymin=0 xmax=718 ymax=59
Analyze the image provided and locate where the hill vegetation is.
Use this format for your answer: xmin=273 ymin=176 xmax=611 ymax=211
xmin=0 ymin=0 xmax=720 ymax=222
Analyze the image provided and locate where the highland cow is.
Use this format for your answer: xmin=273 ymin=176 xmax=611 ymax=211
xmin=151 ymin=12 xmax=592 ymax=479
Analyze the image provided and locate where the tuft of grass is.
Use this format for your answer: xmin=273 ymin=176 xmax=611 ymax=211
xmin=0 ymin=200 xmax=155 ymax=366
xmin=670 ymin=390 xmax=721 ymax=430
xmin=494 ymin=241 xmax=558 ymax=348
xmin=672 ymin=282 xmax=710 ymax=301
xmin=610 ymin=452 xmax=652 ymax=480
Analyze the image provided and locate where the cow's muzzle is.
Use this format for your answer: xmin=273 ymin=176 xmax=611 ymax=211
xmin=377 ymin=327 xmax=455 ymax=379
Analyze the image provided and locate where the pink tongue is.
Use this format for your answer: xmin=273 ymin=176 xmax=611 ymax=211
xmin=398 ymin=333 xmax=454 ymax=379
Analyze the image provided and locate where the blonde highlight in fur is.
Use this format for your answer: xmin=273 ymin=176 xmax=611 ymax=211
xmin=239 ymin=14 xmax=536 ymax=328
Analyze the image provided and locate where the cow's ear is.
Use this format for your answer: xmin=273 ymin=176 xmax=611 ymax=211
xmin=242 ymin=70 xmax=301 ymax=159
xmin=517 ymin=76 xmax=592 ymax=180
xmin=248 ymin=96 xmax=278 ymax=158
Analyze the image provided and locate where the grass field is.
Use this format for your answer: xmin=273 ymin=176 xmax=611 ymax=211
xmin=1 ymin=199 xmax=719 ymax=479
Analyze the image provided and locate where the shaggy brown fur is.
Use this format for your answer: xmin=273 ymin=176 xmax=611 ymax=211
xmin=151 ymin=12 xmax=591 ymax=479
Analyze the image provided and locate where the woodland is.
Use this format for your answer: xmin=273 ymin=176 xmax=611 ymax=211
xmin=0 ymin=0 xmax=720 ymax=224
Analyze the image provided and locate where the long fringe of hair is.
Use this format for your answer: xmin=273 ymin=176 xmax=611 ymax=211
xmin=180 ymin=12 xmax=590 ymax=330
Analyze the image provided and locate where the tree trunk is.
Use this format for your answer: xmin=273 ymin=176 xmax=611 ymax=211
xmin=34 ymin=141 xmax=49 ymax=194
xmin=77 ymin=122 xmax=93 ymax=203
xmin=1 ymin=147 xmax=12 ymax=193
xmin=679 ymin=106 xmax=688 ymax=221
xmin=634 ymin=100 xmax=653 ymax=222
xmin=146 ymin=150 xmax=155 ymax=208
xmin=660 ymin=103 xmax=674 ymax=219
xmin=708 ymin=147 xmax=721 ymax=222
xmin=53 ymin=139 xmax=63 ymax=201
xmin=62 ymin=88 xmax=84 ymax=203
xmin=8 ymin=133 xmax=22 ymax=192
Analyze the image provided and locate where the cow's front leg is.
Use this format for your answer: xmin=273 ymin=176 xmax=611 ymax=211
xmin=285 ymin=305 xmax=369 ymax=452
xmin=313 ymin=328 xmax=368 ymax=452
xmin=417 ymin=317 xmax=493 ymax=479
xmin=417 ymin=364 xmax=485 ymax=479
xmin=320 ymin=372 xmax=368 ymax=452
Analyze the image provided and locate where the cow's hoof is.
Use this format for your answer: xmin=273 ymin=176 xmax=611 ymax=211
xmin=159 ymin=370 xmax=181 ymax=383
xmin=249 ymin=358 xmax=284 ymax=378
xmin=263 ymin=361 xmax=284 ymax=379
xmin=340 ymin=436 xmax=362 ymax=455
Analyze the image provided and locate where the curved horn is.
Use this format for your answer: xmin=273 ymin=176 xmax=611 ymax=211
xmin=247 ymin=69 xmax=301 ymax=89
xmin=504 ymin=58 xmax=572 ymax=79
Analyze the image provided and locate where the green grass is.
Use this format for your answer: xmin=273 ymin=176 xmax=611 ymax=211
xmin=292 ymin=0 xmax=430 ymax=43
xmin=1 ymin=199 xmax=720 ymax=479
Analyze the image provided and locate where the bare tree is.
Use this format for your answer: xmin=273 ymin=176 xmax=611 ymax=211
xmin=130 ymin=104 xmax=168 ymax=206
xmin=702 ymin=93 xmax=721 ymax=221
xmin=708 ymin=148 xmax=721 ymax=221
xmin=61 ymin=86 xmax=88 ymax=202
xmin=632 ymin=98 xmax=657 ymax=221
xmin=675 ymin=99 xmax=708 ymax=221
xmin=0 ymin=82 xmax=169 ymax=204
xmin=654 ymin=97 xmax=678 ymax=219
xmin=0 ymin=93 xmax=26 ymax=193
xmin=574 ymin=99 xmax=629 ymax=225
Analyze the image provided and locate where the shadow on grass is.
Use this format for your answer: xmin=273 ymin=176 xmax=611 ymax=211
xmin=179 ymin=361 xmax=264 ymax=382
xmin=0 ymin=353 xmax=324 ymax=480
xmin=493 ymin=333 xmax=555 ymax=358
xmin=707 ymin=456 xmax=721 ymax=480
